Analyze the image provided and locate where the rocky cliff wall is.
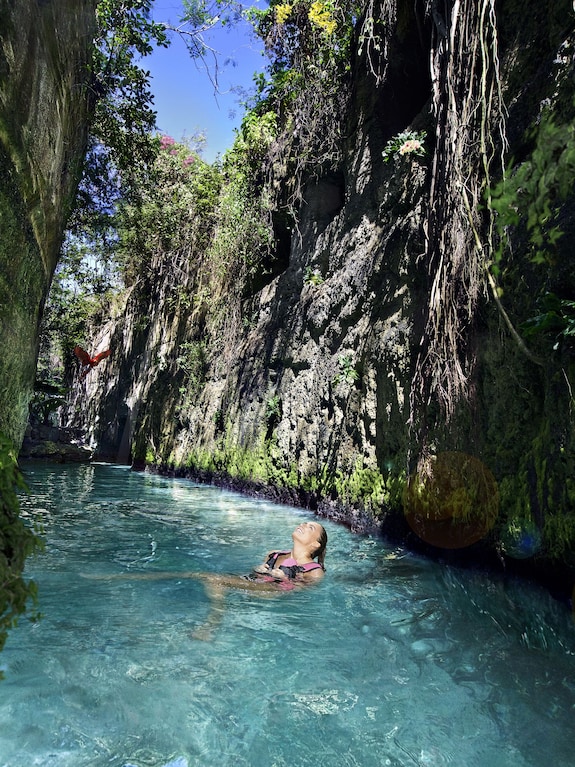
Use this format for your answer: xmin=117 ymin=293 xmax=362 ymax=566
xmin=0 ymin=0 xmax=96 ymax=445
xmin=66 ymin=0 xmax=575 ymax=581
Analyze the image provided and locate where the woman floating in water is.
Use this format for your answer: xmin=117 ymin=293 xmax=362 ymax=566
xmin=83 ymin=520 xmax=327 ymax=639
xmin=209 ymin=519 xmax=327 ymax=591
xmin=191 ymin=520 xmax=327 ymax=639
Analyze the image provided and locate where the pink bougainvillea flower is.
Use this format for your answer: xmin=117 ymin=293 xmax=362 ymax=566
xmin=160 ymin=135 xmax=176 ymax=149
xmin=183 ymin=156 xmax=195 ymax=166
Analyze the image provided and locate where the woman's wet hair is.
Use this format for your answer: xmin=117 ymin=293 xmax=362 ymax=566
xmin=314 ymin=525 xmax=328 ymax=568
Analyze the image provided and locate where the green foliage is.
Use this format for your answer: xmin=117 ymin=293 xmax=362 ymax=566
xmin=304 ymin=266 xmax=324 ymax=285
xmin=521 ymin=293 xmax=575 ymax=351
xmin=0 ymin=433 xmax=43 ymax=672
xmin=542 ymin=511 xmax=575 ymax=561
xmin=334 ymin=353 xmax=359 ymax=386
xmin=73 ymin=0 xmax=232 ymax=243
xmin=180 ymin=427 xmax=403 ymax=515
xmin=205 ymin=126 xmax=275 ymax=302
xmin=117 ymin=136 xmax=221 ymax=285
xmin=177 ymin=341 xmax=207 ymax=399
xmin=253 ymin=0 xmax=357 ymax=73
xmin=488 ymin=108 xmax=575 ymax=351
xmin=265 ymin=395 xmax=282 ymax=426
xmin=29 ymin=393 xmax=67 ymax=426
xmin=88 ymin=0 xmax=244 ymax=189
xmin=331 ymin=460 xmax=404 ymax=512
xmin=489 ymin=110 xmax=575 ymax=270
xmin=234 ymin=110 xmax=278 ymax=189
xmin=208 ymin=179 xmax=274 ymax=295
xmin=246 ymin=0 xmax=361 ymax=205
xmin=68 ymin=0 xmax=172 ymax=318
xmin=382 ymin=130 xmax=426 ymax=163
xmin=91 ymin=0 xmax=169 ymax=179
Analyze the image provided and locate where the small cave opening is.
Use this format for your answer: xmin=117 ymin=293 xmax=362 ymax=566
xmin=301 ymin=171 xmax=346 ymax=234
xmin=244 ymin=208 xmax=293 ymax=297
xmin=351 ymin=3 xmax=433 ymax=151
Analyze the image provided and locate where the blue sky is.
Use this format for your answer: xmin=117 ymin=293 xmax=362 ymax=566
xmin=147 ymin=1 xmax=268 ymax=162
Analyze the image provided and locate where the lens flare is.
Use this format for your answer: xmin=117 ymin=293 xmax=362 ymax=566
xmin=403 ymin=452 xmax=499 ymax=549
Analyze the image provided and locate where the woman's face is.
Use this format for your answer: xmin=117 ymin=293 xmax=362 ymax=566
xmin=292 ymin=521 xmax=323 ymax=550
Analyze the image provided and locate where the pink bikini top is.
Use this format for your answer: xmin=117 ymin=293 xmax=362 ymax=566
xmin=265 ymin=551 xmax=324 ymax=579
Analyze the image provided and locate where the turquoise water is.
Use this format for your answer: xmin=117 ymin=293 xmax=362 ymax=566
xmin=1 ymin=462 xmax=574 ymax=767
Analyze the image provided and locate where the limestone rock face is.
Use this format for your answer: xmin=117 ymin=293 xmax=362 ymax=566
xmin=0 ymin=0 xmax=95 ymax=445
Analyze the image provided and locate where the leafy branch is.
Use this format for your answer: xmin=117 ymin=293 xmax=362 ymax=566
xmin=487 ymin=107 xmax=575 ymax=353
xmin=489 ymin=110 xmax=575 ymax=272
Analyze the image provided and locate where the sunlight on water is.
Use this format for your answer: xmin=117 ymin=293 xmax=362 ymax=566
xmin=0 ymin=463 xmax=573 ymax=767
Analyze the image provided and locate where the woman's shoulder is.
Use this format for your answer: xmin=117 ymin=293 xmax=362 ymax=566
xmin=301 ymin=564 xmax=324 ymax=581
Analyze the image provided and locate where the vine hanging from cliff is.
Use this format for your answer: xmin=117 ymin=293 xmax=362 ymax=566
xmin=410 ymin=0 xmax=506 ymax=429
